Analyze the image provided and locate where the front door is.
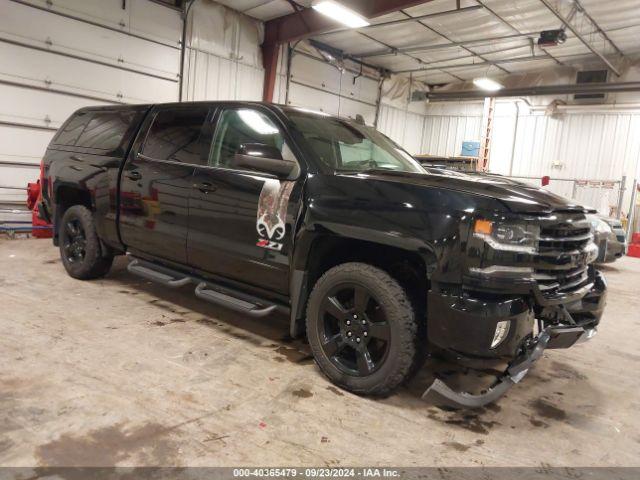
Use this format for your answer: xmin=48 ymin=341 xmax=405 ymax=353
xmin=188 ymin=107 xmax=303 ymax=294
xmin=119 ymin=104 xmax=210 ymax=264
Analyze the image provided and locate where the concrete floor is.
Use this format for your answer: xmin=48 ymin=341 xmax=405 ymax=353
xmin=1 ymin=237 xmax=640 ymax=467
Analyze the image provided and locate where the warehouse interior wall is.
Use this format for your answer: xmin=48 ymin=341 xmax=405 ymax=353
xmin=2 ymin=0 xmax=639 ymax=218
xmin=418 ymin=99 xmax=640 ymax=216
xmin=0 ymin=0 xmax=182 ymax=204
xmin=181 ymin=0 xmax=264 ymax=102
xmin=0 ymin=0 xmax=264 ymax=205
xmin=272 ymin=42 xmax=381 ymax=125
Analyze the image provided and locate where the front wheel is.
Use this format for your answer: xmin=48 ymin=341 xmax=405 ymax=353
xmin=306 ymin=262 xmax=418 ymax=396
xmin=59 ymin=205 xmax=113 ymax=280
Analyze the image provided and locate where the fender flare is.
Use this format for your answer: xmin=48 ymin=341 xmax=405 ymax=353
xmin=288 ymin=228 xmax=438 ymax=338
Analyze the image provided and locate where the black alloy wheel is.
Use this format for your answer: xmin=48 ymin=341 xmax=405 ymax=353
xmin=306 ymin=262 xmax=418 ymax=396
xmin=58 ymin=205 xmax=113 ymax=280
xmin=318 ymin=283 xmax=391 ymax=376
xmin=63 ymin=219 xmax=87 ymax=263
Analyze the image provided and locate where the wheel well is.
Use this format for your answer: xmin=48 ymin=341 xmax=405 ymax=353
xmin=53 ymin=186 xmax=92 ymax=244
xmin=56 ymin=186 xmax=92 ymax=213
xmin=304 ymin=236 xmax=430 ymax=319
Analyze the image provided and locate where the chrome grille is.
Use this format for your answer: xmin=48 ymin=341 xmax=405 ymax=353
xmin=534 ymin=266 xmax=589 ymax=292
xmin=535 ymin=215 xmax=593 ymax=296
xmin=538 ymin=226 xmax=592 ymax=252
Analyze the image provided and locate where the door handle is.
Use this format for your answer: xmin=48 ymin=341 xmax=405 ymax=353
xmin=194 ymin=181 xmax=216 ymax=194
xmin=126 ymin=171 xmax=142 ymax=181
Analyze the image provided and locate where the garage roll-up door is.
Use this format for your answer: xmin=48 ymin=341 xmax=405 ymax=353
xmin=0 ymin=0 xmax=181 ymax=203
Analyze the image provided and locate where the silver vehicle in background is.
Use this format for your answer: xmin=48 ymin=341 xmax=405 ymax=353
xmin=588 ymin=215 xmax=627 ymax=264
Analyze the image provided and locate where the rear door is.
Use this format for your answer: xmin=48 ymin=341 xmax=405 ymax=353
xmin=119 ymin=104 xmax=210 ymax=265
xmin=188 ymin=106 xmax=304 ymax=294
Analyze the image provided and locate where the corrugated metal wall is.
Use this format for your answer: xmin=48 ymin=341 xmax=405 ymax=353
xmin=377 ymin=104 xmax=426 ymax=155
xmin=419 ymin=101 xmax=640 ymax=213
xmin=182 ymin=0 xmax=264 ymax=102
xmin=377 ymin=103 xmax=483 ymax=156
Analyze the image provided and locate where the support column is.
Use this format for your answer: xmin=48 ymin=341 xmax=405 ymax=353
xmin=262 ymin=42 xmax=279 ymax=102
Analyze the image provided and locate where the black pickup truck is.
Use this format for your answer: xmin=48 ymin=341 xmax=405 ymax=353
xmin=39 ymin=101 xmax=606 ymax=408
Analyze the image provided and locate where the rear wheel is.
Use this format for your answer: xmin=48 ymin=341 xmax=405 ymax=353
xmin=306 ymin=262 xmax=418 ymax=396
xmin=59 ymin=205 xmax=113 ymax=280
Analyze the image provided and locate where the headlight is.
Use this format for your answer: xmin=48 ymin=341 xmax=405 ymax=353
xmin=474 ymin=219 xmax=539 ymax=253
xmin=587 ymin=215 xmax=612 ymax=234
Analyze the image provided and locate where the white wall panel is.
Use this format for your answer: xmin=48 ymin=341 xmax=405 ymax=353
xmin=0 ymin=43 xmax=179 ymax=104
xmin=285 ymin=51 xmax=379 ymax=122
xmin=183 ymin=48 xmax=264 ymax=101
xmin=420 ymin=115 xmax=482 ymax=156
xmin=0 ymin=0 xmax=183 ymax=203
xmin=290 ymin=54 xmax=342 ymax=95
xmin=0 ymin=125 xmax=55 ymax=202
xmin=0 ymin=84 xmax=111 ymax=130
xmin=181 ymin=0 xmax=265 ymax=102
xmin=377 ymin=104 xmax=426 ymax=155
xmin=0 ymin=1 xmax=180 ymax=79
xmin=21 ymin=0 xmax=182 ymax=46
xmin=337 ymin=98 xmax=377 ymax=125
xmin=288 ymin=83 xmax=340 ymax=116
xmin=421 ymin=100 xmax=640 ymax=215
xmin=129 ymin=0 xmax=182 ymax=46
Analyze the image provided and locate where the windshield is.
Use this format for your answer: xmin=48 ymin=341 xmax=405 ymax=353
xmin=286 ymin=110 xmax=425 ymax=174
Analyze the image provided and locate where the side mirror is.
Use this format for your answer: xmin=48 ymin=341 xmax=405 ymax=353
xmin=233 ymin=143 xmax=297 ymax=179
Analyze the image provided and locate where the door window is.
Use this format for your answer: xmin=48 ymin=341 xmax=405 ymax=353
xmin=209 ymin=109 xmax=295 ymax=169
xmin=142 ymin=107 xmax=209 ymax=165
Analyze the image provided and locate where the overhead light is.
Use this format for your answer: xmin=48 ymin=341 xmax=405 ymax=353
xmin=312 ymin=1 xmax=370 ymax=29
xmin=473 ymin=77 xmax=503 ymax=91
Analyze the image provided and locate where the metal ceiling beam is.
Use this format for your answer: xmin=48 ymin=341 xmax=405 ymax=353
xmin=349 ymin=30 xmax=466 ymax=82
xmin=354 ymin=31 xmax=540 ymax=58
xmin=397 ymin=53 xmax=559 ymax=74
xmin=261 ymin=0 xmax=438 ymax=101
xmin=314 ymin=5 xmax=483 ymax=37
xmin=263 ymin=0 xmax=435 ymax=45
xmin=475 ymin=0 xmax=564 ymax=67
xmin=396 ymin=8 xmax=511 ymax=75
xmin=538 ymin=0 xmax=621 ymax=76
xmin=573 ymin=0 xmax=623 ymax=56
xmin=427 ymin=81 xmax=640 ymax=100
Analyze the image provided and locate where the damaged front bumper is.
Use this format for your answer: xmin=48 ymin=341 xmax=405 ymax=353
xmin=423 ymin=270 xmax=606 ymax=409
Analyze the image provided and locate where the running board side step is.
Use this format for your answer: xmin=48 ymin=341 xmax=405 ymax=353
xmin=127 ymin=259 xmax=191 ymax=288
xmin=195 ymin=283 xmax=277 ymax=317
xmin=126 ymin=257 xmax=285 ymax=318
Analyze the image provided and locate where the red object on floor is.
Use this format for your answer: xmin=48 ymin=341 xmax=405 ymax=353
xmin=26 ymin=181 xmax=53 ymax=238
xmin=632 ymin=233 xmax=640 ymax=245
xmin=628 ymin=243 xmax=640 ymax=258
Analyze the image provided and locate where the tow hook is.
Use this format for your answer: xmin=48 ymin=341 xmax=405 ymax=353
xmin=422 ymin=331 xmax=551 ymax=409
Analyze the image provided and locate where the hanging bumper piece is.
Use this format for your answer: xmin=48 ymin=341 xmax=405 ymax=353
xmin=422 ymin=325 xmax=596 ymax=409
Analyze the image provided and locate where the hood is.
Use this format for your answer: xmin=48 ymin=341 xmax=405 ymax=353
xmin=340 ymin=170 xmax=589 ymax=214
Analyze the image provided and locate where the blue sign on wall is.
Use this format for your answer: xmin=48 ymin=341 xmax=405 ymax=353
xmin=461 ymin=141 xmax=480 ymax=157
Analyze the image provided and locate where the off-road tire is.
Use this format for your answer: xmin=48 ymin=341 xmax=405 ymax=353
xmin=59 ymin=205 xmax=113 ymax=280
xmin=306 ymin=262 xmax=418 ymax=396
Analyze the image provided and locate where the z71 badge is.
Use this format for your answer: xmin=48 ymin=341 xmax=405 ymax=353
xmin=256 ymin=179 xmax=294 ymax=251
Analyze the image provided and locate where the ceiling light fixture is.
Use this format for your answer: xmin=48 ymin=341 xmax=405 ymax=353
xmin=473 ymin=77 xmax=503 ymax=91
xmin=312 ymin=1 xmax=370 ymax=29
